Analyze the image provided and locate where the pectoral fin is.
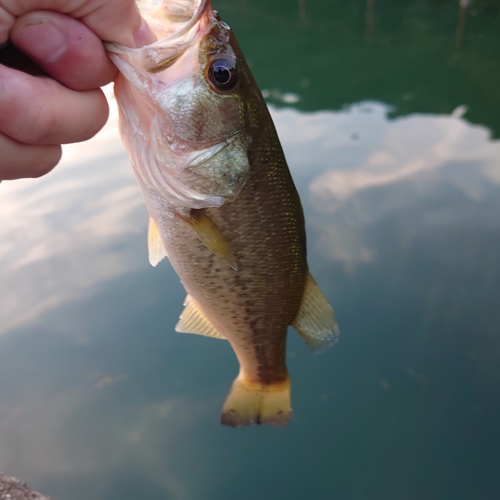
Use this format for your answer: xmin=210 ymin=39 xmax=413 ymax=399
xmin=292 ymin=273 xmax=340 ymax=352
xmin=175 ymin=295 xmax=226 ymax=340
xmin=148 ymin=215 xmax=168 ymax=267
xmin=182 ymin=210 xmax=237 ymax=270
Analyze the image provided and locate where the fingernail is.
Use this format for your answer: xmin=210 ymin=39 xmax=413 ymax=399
xmin=133 ymin=18 xmax=157 ymax=48
xmin=13 ymin=19 xmax=67 ymax=64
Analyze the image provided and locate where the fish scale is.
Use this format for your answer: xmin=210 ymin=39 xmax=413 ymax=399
xmin=107 ymin=0 xmax=339 ymax=427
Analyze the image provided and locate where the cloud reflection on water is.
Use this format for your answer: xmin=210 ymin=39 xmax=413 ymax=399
xmin=0 ymin=87 xmax=146 ymax=336
xmin=271 ymin=102 xmax=500 ymax=270
xmin=0 ymin=94 xmax=499 ymax=498
xmin=1 ymin=97 xmax=500 ymax=328
xmin=0 ymin=377 xmax=209 ymax=499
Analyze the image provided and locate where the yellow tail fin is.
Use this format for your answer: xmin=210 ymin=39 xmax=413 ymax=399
xmin=220 ymin=375 xmax=292 ymax=428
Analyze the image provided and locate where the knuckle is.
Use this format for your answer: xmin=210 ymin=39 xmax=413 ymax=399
xmin=0 ymin=75 xmax=60 ymax=144
xmin=25 ymin=103 xmax=58 ymax=144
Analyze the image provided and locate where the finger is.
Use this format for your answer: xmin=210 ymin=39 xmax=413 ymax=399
xmin=0 ymin=64 xmax=109 ymax=145
xmin=0 ymin=0 xmax=155 ymax=47
xmin=0 ymin=132 xmax=61 ymax=181
xmin=10 ymin=11 xmax=117 ymax=90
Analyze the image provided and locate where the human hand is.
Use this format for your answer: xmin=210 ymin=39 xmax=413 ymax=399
xmin=0 ymin=0 xmax=155 ymax=181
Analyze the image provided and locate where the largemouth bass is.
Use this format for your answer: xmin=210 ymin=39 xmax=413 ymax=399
xmin=106 ymin=0 xmax=339 ymax=427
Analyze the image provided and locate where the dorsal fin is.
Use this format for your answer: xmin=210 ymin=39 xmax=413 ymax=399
xmin=175 ymin=295 xmax=226 ymax=340
xmin=292 ymin=273 xmax=339 ymax=352
xmin=148 ymin=215 xmax=168 ymax=267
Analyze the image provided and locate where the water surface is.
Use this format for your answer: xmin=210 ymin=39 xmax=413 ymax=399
xmin=1 ymin=1 xmax=499 ymax=499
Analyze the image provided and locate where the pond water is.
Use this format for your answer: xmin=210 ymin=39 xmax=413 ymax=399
xmin=1 ymin=1 xmax=499 ymax=499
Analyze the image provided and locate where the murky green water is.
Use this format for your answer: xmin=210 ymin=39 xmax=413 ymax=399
xmin=1 ymin=1 xmax=500 ymax=499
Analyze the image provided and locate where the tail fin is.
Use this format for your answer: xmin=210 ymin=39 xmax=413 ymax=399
xmin=220 ymin=375 xmax=292 ymax=428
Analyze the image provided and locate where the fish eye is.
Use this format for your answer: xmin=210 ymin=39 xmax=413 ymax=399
xmin=208 ymin=58 xmax=238 ymax=91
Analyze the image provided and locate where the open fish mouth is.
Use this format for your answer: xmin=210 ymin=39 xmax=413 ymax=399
xmin=106 ymin=0 xmax=211 ymax=72
xmin=106 ymin=0 xmax=251 ymax=209
xmin=138 ymin=0 xmax=208 ymax=41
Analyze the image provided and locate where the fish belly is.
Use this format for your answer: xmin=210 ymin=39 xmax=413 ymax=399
xmin=148 ymin=149 xmax=307 ymax=387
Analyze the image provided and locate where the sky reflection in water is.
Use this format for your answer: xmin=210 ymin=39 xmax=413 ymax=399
xmin=1 ymin=86 xmax=500 ymax=499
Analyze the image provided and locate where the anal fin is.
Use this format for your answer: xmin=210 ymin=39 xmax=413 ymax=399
xmin=292 ymin=272 xmax=340 ymax=352
xmin=175 ymin=295 xmax=226 ymax=340
xmin=148 ymin=215 xmax=168 ymax=267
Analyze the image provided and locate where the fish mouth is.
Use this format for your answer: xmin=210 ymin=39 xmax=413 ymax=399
xmin=106 ymin=0 xmax=213 ymax=65
xmin=141 ymin=0 xmax=211 ymax=44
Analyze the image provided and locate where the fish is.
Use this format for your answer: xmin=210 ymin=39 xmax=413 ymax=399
xmin=106 ymin=0 xmax=339 ymax=427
